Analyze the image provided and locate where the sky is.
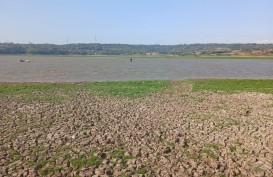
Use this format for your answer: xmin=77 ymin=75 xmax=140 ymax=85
xmin=0 ymin=0 xmax=273 ymax=45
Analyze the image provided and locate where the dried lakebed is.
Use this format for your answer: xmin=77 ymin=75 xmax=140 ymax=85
xmin=0 ymin=81 xmax=273 ymax=176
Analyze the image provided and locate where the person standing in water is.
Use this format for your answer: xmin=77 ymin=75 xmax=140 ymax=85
xmin=130 ymin=58 xmax=132 ymax=62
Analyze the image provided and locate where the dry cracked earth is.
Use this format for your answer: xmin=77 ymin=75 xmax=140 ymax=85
xmin=0 ymin=82 xmax=273 ymax=177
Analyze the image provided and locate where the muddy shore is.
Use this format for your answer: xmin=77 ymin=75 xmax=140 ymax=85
xmin=0 ymin=82 xmax=272 ymax=176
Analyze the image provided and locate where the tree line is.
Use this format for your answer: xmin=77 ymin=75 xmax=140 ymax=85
xmin=0 ymin=43 xmax=272 ymax=55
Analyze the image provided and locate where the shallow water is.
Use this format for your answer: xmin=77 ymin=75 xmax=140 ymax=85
xmin=1 ymin=56 xmax=273 ymax=82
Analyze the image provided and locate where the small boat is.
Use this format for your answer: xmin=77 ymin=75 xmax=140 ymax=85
xmin=18 ymin=59 xmax=30 ymax=62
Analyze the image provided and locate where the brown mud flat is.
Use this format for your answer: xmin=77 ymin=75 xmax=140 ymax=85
xmin=0 ymin=83 xmax=273 ymax=177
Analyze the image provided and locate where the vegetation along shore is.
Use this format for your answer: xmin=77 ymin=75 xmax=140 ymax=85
xmin=0 ymin=79 xmax=273 ymax=176
xmin=1 ymin=43 xmax=273 ymax=57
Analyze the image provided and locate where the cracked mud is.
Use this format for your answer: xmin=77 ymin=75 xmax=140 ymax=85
xmin=0 ymin=82 xmax=273 ymax=176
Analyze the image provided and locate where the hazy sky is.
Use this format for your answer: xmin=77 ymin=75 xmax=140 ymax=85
xmin=1 ymin=0 xmax=273 ymax=44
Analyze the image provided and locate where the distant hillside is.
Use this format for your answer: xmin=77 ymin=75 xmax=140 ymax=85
xmin=0 ymin=43 xmax=273 ymax=56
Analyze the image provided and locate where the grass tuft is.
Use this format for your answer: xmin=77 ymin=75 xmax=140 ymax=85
xmin=202 ymin=148 xmax=218 ymax=159
xmin=112 ymin=147 xmax=125 ymax=158
xmin=136 ymin=168 xmax=148 ymax=174
xmin=230 ymin=146 xmax=237 ymax=153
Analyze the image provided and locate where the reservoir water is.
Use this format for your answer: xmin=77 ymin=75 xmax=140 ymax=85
xmin=0 ymin=56 xmax=273 ymax=82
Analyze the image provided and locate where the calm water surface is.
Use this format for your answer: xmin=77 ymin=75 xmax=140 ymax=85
xmin=1 ymin=56 xmax=273 ymax=82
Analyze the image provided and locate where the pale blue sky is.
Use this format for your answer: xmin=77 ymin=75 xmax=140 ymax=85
xmin=1 ymin=0 xmax=272 ymax=44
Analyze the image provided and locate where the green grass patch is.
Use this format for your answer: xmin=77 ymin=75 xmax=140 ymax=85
xmin=254 ymin=167 xmax=264 ymax=173
xmin=202 ymin=148 xmax=218 ymax=159
xmin=70 ymin=148 xmax=101 ymax=169
xmin=38 ymin=167 xmax=62 ymax=176
xmin=111 ymin=147 xmax=134 ymax=167
xmin=166 ymin=141 xmax=176 ymax=148
xmin=135 ymin=168 xmax=148 ymax=174
xmin=219 ymin=173 xmax=227 ymax=177
xmin=119 ymin=175 xmax=129 ymax=177
xmin=10 ymin=151 xmax=22 ymax=161
xmin=0 ymin=83 xmax=80 ymax=95
xmin=215 ymin=119 xmax=240 ymax=129
xmin=191 ymin=79 xmax=273 ymax=94
xmin=28 ymin=153 xmax=61 ymax=169
xmin=89 ymin=80 xmax=169 ymax=98
xmin=0 ymin=80 xmax=169 ymax=101
xmin=207 ymin=143 xmax=220 ymax=150
xmin=71 ymin=155 xmax=101 ymax=169
xmin=0 ymin=83 xmax=82 ymax=103
xmin=230 ymin=146 xmax=237 ymax=153
xmin=71 ymin=156 xmax=102 ymax=168
xmin=3 ymin=79 xmax=273 ymax=101
xmin=112 ymin=147 xmax=125 ymax=158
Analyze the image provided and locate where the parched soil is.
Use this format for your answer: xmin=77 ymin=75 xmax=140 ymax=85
xmin=0 ymin=82 xmax=273 ymax=177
